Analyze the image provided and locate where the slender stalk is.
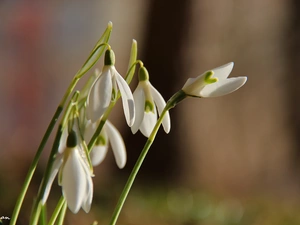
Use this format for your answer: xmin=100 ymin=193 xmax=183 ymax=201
xmin=30 ymin=93 xmax=79 ymax=224
xmin=9 ymin=106 xmax=62 ymax=225
xmin=48 ymin=197 xmax=65 ymax=225
xmin=109 ymin=107 xmax=169 ymax=225
xmin=108 ymin=90 xmax=187 ymax=225
xmin=39 ymin=204 xmax=47 ymax=225
xmin=57 ymin=202 xmax=67 ymax=225
xmin=30 ymin=201 xmax=42 ymax=225
xmin=10 ymin=60 xmax=95 ymax=225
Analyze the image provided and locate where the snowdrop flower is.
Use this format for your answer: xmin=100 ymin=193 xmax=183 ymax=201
xmin=42 ymin=128 xmax=94 ymax=214
xmin=87 ymin=49 xmax=135 ymax=126
xmin=131 ymin=66 xmax=170 ymax=137
xmin=182 ymin=62 xmax=247 ymax=97
xmin=85 ymin=119 xmax=126 ymax=168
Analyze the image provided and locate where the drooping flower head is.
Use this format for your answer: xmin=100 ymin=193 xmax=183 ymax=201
xmin=131 ymin=66 xmax=170 ymax=137
xmin=59 ymin=129 xmax=93 ymax=213
xmin=182 ymin=62 xmax=247 ymax=98
xmin=84 ymin=119 xmax=126 ymax=168
xmin=42 ymin=122 xmax=94 ymax=214
xmin=87 ymin=49 xmax=135 ymax=126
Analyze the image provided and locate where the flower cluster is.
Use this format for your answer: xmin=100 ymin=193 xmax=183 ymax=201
xmin=10 ymin=22 xmax=248 ymax=225
xmin=41 ymin=47 xmax=246 ymax=215
xmin=41 ymin=47 xmax=172 ymax=213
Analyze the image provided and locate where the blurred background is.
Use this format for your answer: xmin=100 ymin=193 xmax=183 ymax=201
xmin=1 ymin=0 xmax=300 ymax=224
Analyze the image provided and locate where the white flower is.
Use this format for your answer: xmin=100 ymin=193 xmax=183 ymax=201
xmin=182 ymin=62 xmax=247 ymax=97
xmin=60 ymin=144 xmax=93 ymax=213
xmin=42 ymin=129 xmax=94 ymax=214
xmin=131 ymin=67 xmax=170 ymax=137
xmin=85 ymin=120 xmax=126 ymax=168
xmin=87 ymin=49 xmax=135 ymax=126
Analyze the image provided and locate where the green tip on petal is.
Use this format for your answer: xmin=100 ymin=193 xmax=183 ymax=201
xmin=104 ymin=49 xmax=115 ymax=66
xmin=96 ymin=135 xmax=106 ymax=146
xmin=138 ymin=66 xmax=149 ymax=81
xmin=111 ymin=88 xmax=117 ymax=102
xmin=145 ymin=100 xmax=154 ymax=112
xmin=204 ymin=71 xmax=218 ymax=84
xmin=67 ymin=130 xmax=77 ymax=148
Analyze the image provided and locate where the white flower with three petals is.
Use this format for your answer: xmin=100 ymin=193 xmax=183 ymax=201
xmin=42 ymin=128 xmax=94 ymax=214
xmin=131 ymin=66 xmax=170 ymax=137
xmin=87 ymin=49 xmax=135 ymax=127
xmin=60 ymin=141 xmax=93 ymax=214
xmin=182 ymin=62 xmax=247 ymax=97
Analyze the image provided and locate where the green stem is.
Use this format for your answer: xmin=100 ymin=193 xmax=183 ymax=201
xmin=11 ymin=78 xmax=86 ymax=225
xmin=57 ymin=202 xmax=67 ymax=225
xmin=30 ymin=93 xmax=79 ymax=225
xmin=9 ymin=106 xmax=62 ymax=225
xmin=108 ymin=90 xmax=187 ymax=225
xmin=39 ymin=204 xmax=47 ymax=225
xmin=30 ymin=201 xmax=42 ymax=225
xmin=108 ymin=109 xmax=168 ymax=225
xmin=48 ymin=197 xmax=65 ymax=225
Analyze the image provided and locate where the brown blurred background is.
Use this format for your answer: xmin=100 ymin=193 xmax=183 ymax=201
xmin=1 ymin=0 xmax=300 ymax=224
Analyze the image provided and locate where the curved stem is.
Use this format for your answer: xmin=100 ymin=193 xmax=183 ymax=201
xmin=9 ymin=106 xmax=62 ymax=225
xmin=48 ymin=197 xmax=65 ymax=225
xmin=30 ymin=93 xmax=79 ymax=224
xmin=30 ymin=201 xmax=42 ymax=225
xmin=125 ymin=60 xmax=143 ymax=84
xmin=109 ymin=107 xmax=169 ymax=225
xmin=39 ymin=204 xmax=47 ymax=225
xmin=29 ymin=125 xmax=64 ymax=225
xmin=108 ymin=90 xmax=187 ymax=225
xmin=57 ymin=202 xmax=67 ymax=225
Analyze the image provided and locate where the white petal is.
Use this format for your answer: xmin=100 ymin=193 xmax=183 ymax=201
xmin=82 ymin=176 xmax=93 ymax=213
xmin=85 ymin=119 xmax=109 ymax=166
xmin=131 ymin=84 xmax=145 ymax=134
xmin=150 ymin=83 xmax=171 ymax=133
xmin=87 ymin=69 xmax=112 ymax=122
xmin=200 ymin=77 xmax=247 ymax=97
xmin=105 ymin=121 xmax=127 ymax=168
xmin=114 ymin=70 xmax=135 ymax=127
xmin=78 ymin=154 xmax=93 ymax=213
xmin=90 ymin=144 xmax=109 ymax=166
xmin=41 ymin=154 xmax=63 ymax=204
xmin=212 ymin=62 xmax=234 ymax=80
xmin=58 ymin=126 xmax=68 ymax=154
xmin=61 ymin=148 xmax=87 ymax=213
xmin=182 ymin=77 xmax=197 ymax=89
xmin=139 ymin=108 xmax=157 ymax=137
